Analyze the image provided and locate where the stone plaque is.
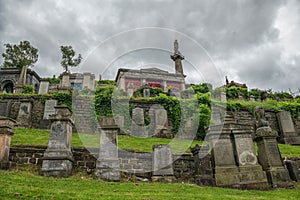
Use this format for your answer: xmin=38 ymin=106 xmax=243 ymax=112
xmin=152 ymin=144 xmax=174 ymax=176
xmin=38 ymin=81 xmax=49 ymax=94
xmin=43 ymin=100 xmax=57 ymax=119
xmin=0 ymin=102 xmax=9 ymax=117
xmin=234 ymin=135 xmax=258 ymax=166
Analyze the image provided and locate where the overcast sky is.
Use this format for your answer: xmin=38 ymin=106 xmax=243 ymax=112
xmin=1 ymin=0 xmax=300 ymax=92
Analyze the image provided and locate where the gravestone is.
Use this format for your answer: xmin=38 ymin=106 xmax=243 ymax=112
xmin=250 ymin=95 xmax=255 ymax=101
xmin=0 ymin=101 xmax=10 ymax=117
xmin=255 ymin=126 xmax=293 ymax=188
xmin=233 ymin=124 xmax=268 ymax=189
xmin=190 ymin=145 xmax=214 ymax=186
xmin=152 ymin=144 xmax=174 ymax=182
xmin=154 ymin=108 xmax=168 ymax=137
xmin=179 ymin=117 xmax=197 ymax=139
xmin=220 ymin=92 xmax=227 ymax=102
xmin=43 ymin=100 xmax=58 ymax=119
xmin=127 ymin=82 xmax=134 ymax=97
xmin=61 ymin=73 xmax=70 ymax=87
xmin=0 ymin=117 xmax=16 ymax=169
xmin=285 ymin=160 xmax=300 ymax=182
xmin=82 ymin=73 xmax=92 ymax=90
xmin=17 ymin=101 xmax=32 ymax=127
xmin=38 ymin=81 xmax=49 ymax=94
xmin=114 ymin=116 xmax=125 ymax=134
xmin=95 ymin=117 xmax=120 ymax=181
xmin=131 ymin=107 xmax=146 ymax=137
xmin=39 ymin=100 xmax=58 ymax=129
xmin=143 ymin=88 xmax=150 ymax=98
xmin=276 ymin=111 xmax=300 ymax=144
xmin=40 ymin=106 xmax=74 ymax=177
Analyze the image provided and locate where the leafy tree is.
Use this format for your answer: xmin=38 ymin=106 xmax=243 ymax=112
xmin=60 ymin=46 xmax=82 ymax=73
xmin=1 ymin=40 xmax=38 ymax=68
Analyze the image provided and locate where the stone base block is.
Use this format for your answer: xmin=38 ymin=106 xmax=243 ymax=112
xmin=0 ymin=161 xmax=16 ymax=170
xmin=40 ymin=159 xmax=73 ymax=177
xmin=239 ymin=166 xmax=269 ymax=190
xmin=266 ymin=168 xmax=294 ymax=188
xmin=95 ymin=159 xmax=120 ymax=182
xmin=194 ymin=175 xmax=215 ymax=186
xmin=214 ymin=167 xmax=240 ymax=187
xmin=151 ymin=176 xmax=175 ymax=183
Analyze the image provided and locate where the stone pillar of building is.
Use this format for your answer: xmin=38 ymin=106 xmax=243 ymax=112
xmin=0 ymin=117 xmax=16 ymax=169
xmin=95 ymin=117 xmax=120 ymax=181
xmin=152 ymin=144 xmax=175 ymax=182
xmin=40 ymin=105 xmax=74 ymax=177
xmin=254 ymin=126 xmax=293 ymax=188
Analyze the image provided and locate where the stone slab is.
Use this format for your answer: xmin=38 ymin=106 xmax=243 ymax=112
xmin=277 ymin=111 xmax=300 ymax=144
xmin=152 ymin=144 xmax=174 ymax=176
xmin=17 ymin=101 xmax=32 ymax=127
xmin=43 ymin=100 xmax=57 ymax=119
xmin=38 ymin=81 xmax=49 ymax=94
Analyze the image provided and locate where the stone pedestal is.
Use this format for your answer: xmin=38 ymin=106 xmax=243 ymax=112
xmin=276 ymin=111 xmax=300 ymax=144
xmin=40 ymin=106 xmax=74 ymax=177
xmin=17 ymin=100 xmax=32 ymax=127
xmin=233 ymin=124 xmax=268 ymax=189
xmin=152 ymin=144 xmax=175 ymax=182
xmin=95 ymin=117 xmax=120 ymax=181
xmin=255 ymin=126 xmax=293 ymax=188
xmin=0 ymin=117 xmax=16 ymax=169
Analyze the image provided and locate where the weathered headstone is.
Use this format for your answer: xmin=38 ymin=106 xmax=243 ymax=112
xmin=0 ymin=101 xmax=10 ymax=117
xmin=255 ymin=126 xmax=293 ymax=188
xmin=154 ymin=108 xmax=168 ymax=136
xmin=143 ymin=88 xmax=150 ymax=98
xmin=152 ymin=144 xmax=174 ymax=182
xmin=220 ymin=91 xmax=227 ymax=102
xmin=127 ymin=82 xmax=134 ymax=97
xmin=285 ymin=160 xmax=300 ymax=182
xmin=95 ymin=117 xmax=120 ymax=181
xmin=0 ymin=117 xmax=16 ymax=169
xmin=38 ymin=81 xmax=49 ymax=94
xmin=191 ymin=145 xmax=214 ymax=186
xmin=61 ymin=73 xmax=70 ymax=87
xmin=276 ymin=111 xmax=300 ymax=144
xmin=40 ymin=106 xmax=74 ymax=177
xmin=179 ymin=117 xmax=197 ymax=139
xmin=17 ymin=101 xmax=32 ymax=127
xmin=131 ymin=107 xmax=146 ymax=137
xmin=43 ymin=100 xmax=58 ymax=119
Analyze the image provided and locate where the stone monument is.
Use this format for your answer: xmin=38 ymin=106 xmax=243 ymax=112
xmin=276 ymin=111 xmax=300 ymax=145
xmin=0 ymin=117 xmax=16 ymax=169
xmin=17 ymin=100 xmax=32 ymax=127
xmin=39 ymin=100 xmax=58 ymax=129
xmin=152 ymin=144 xmax=175 ymax=182
xmin=95 ymin=117 xmax=120 ymax=181
xmin=38 ymin=81 xmax=49 ymax=94
xmin=40 ymin=106 xmax=74 ymax=177
xmin=255 ymin=126 xmax=293 ymax=188
xmin=131 ymin=107 xmax=146 ymax=137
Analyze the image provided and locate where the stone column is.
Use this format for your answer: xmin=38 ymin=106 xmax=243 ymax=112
xmin=40 ymin=106 xmax=74 ymax=177
xmin=95 ymin=117 xmax=120 ymax=181
xmin=0 ymin=117 xmax=16 ymax=169
xmin=255 ymin=126 xmax=293 ymax=188
xmin=152 ymin=144 xmax=174 ymax=182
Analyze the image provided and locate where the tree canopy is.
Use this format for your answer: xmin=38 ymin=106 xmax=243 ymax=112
xmin=1 ymin=40 xmax=38 ymax=69
xmin=60 ymin=46 xmax=82 ymax=73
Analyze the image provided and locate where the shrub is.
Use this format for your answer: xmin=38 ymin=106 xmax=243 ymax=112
xmin=22 ymin=85 xmax=35 ymax=94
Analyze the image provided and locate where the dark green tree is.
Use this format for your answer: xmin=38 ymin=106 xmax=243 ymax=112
xmin=1 ymin=40 xmax=38 ymax=68
xmin=60 ymin=46 xmax=82 ymax=73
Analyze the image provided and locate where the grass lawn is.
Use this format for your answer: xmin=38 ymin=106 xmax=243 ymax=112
xmin=12 ymin=128 xmax=300 ymax=156
xmin=0 ymin=166 xmax=300 ymax=200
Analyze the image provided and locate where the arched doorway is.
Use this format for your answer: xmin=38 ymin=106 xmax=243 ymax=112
xmin=2 ymin=81 xmax=14 ymax=93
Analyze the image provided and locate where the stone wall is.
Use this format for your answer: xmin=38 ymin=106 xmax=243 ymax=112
xmin=0 ymin=96 xmax=46 ymax=128
xmin=9 ymin=146 xmax=196 ymax=181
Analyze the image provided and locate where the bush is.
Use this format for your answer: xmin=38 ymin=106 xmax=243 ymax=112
xmin=22 ymin=85 xmax=35 ymax=94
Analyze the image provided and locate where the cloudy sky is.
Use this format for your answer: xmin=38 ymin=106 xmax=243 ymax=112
xmin=0 ymin=0 xmax=300 ymax=92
